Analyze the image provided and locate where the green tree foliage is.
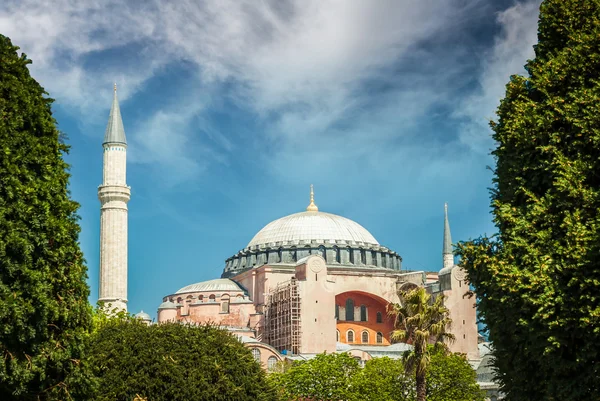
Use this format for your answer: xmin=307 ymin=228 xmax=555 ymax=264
xmin=271 ymin=352 xmax=482 ymax=401
xmin=352 ymin=357 xmax=414 ymax=401
xmin=426 ymin=349 xmax=484 ymax=401
xmin=88 ymin=320 xmax=277 ymax=401
xmin=0 ymin=35 xmax=93 ymax=400
xmin=456 ymin=1 xmax=600 ymax=399
xmin=389 ymin=288 xmax=453 ymax=401
xmin=269 ymin=352 xmax=359 ymax=401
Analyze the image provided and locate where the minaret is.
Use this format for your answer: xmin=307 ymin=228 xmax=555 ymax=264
xmin=98 ymin=84 xmax=130 ymax=312
xmin=442 ymin=203 xmax=454 ymax=270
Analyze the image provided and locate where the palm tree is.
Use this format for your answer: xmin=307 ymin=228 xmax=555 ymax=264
xmin=389 ymin=287 xmax=454 ymax=401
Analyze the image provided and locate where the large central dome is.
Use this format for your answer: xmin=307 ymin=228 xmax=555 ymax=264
xmin=248 ymin=211 xmax=379 ymax=247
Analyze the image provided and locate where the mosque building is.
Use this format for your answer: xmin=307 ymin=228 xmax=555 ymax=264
xmin=98 ymin=87 xmax=480 ymax=369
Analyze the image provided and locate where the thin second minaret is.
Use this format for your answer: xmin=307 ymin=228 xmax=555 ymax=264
xmin=442 ymin=203 xmax=454 ymax=270
xmin=98 ymin=84 xmax=130 ymax=312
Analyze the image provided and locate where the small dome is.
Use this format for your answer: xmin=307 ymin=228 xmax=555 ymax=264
xmin=158 ymin=301 xmax=177 ymax=310
xmin=135 ymin=310 xmax=151 ymax=321
xmin=176 ymin=278 xmax=243 ymax=294
xmin=247 ymin=211 xmax=378 ymax=248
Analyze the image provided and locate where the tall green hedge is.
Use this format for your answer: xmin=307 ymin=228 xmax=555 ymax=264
xmin=0 ymin=35 xmax=93 ymax=400
xmin=457 ymin=1 xmax=600 ymax=399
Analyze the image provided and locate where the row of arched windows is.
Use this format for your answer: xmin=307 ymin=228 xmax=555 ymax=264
xmin=337 ymin=329 xmax=384 ymax=344
xmin=335 ymin=300 xmax=384 ymax=323
xmin=251 ymin=348 xmax=279 ymax=371
xmin=227 ymin=246 xmax=398 ymax=270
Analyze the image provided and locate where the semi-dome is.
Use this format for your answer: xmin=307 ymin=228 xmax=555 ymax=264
xmin=248 ymin=211 xmax=378 ymax=247
xmin=176 ymin=278 xmax=243 ymax=294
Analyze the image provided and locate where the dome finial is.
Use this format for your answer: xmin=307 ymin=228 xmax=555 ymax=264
xmin=306 ymin=184 xmax=318 ymax=212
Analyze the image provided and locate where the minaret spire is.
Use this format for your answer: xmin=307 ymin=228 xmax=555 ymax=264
xmin=103 ymin=83 xmax=127 ymax=145
xmin=442 ymin=203 xmax=454 ymax=270
xmin=98 ymin=84 xmax=131 ymax=313
xmin=306 ymin=184 xmax=318 ymax=212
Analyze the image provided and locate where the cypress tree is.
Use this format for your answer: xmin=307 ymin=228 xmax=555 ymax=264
xmin=457 ymin=1 xmax=600 ymax=400
xmin=0 ymin=35 xmax=92 ymax=400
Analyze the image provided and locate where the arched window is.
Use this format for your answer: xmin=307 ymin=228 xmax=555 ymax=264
xmin=348 ymin=247 xmax=354 ymax=264
xmin=318 ymin=245 xmax=326 ymax=261
xmin=376 ymin=311 xmax=383 ymax=323
xmin=267 ymin=356 xmax=278 ymax=371
xmin=220 ymin=295 xmax=230 ymax=313
xmin=345 ymin=299 xmax=354 ymax=321
xmin=362 ymin=330 xmax=369 ymax=343
xmin=209 ymin=294 xmax=216 ymax=302
xmin=334 ymin=246 xmax=340 ymax=263
xmin=347 ymin=330 xmax=355 ymax=343
xmin=360 ymin=305 xmax=367 ymax=321
xmin=336 ymin=330 xmax=340 ymax=342
xmin=335 ymin=305 xmax=340 ymax=320
xmin=251 ymin=348 xmax=261 ymax=362
xmin=377 ymin=332 xmax=383 ymax=344
xmin=198 ymin=295 xmax=204 ymax=302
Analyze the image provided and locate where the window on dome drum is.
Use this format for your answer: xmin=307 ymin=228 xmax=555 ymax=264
xmin=360 ymin=305 xmax=367 ymax=321
xmin=345 ymin=299 xmax=355 ymax=321
xmin=347 ymin=330 xmax=355 ymax=343
xmin=277 ymin=248 xmax=283 ymax=263
xmin=381 ymin=254 xmax=387 ymax=268
xmin=291 ymin=248 xmax=297 ymax=262
xmin=317 ymin=245 xmax=326 ymax=261
xmin=360 ymin=250 xmax=366 ymax=264
xmin=252 ymin=348 xmax=261 ymax=362
xmin=371 ymin=251 xmax=377 ymax=266
xmin=377 ymin=332 xmax=383 ymax=344
xmin=335 ymin=305 xmax=339 ymax=320
xmin=267 ymin=356 xmax=278 ymax=371
xmin=348 ymin=247 xmax=354 ymax=264
xmin=209 ymin=295 xmax=216 ymax=302
xmin=334 ymin=246 xmax=340 ymax=263
xmin=362 ymin=330 xmax=369 ymax=343
xmin=376 ymin=311 xmax=382 ymax=323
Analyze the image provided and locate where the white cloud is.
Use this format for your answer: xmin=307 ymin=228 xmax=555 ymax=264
xmin=457 ymin=0 xmax=542 ymax=153
xmin=0 ymin=0 xmax=541 ymax=185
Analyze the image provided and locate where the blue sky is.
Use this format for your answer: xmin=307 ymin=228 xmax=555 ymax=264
xmin=2 ymin=0 xmax=541 ymax=316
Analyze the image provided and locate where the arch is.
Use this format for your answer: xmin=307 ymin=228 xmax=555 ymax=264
xmin=334 ymin=246 xmax=341 ymax=263
xmin=376 ymin=311 xmax=383 ymax=323
xmin=267 ymin=356 xmax=278 ymax=371
xmin=362 ymin=330 xmax=369 ymax=344
xmin=347 ymin=329 xmax=355 ymax=343
xmin=318 ymin=245 xmax=326 ymax=261
xmin=377 ymin=332 xmax=383 ymax=344
xmin=360 ymin=305 xmax=367 ymax=321
xmin=251 ymin=348 xmax=261 ymax=362
xmin=398 ymin=282 xmax=419 ymax=294
xmin=345 ymin=299 xmax=355 ymax=321
xmin=220 ymin=295 xmax=230 ymax=313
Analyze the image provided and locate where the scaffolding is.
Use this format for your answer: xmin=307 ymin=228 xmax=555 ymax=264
xmin=262 ymin=278 xmax=301 ymax=354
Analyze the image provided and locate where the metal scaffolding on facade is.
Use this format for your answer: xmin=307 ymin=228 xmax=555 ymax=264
xmin=262 ymin=278 xmax=301 ymax=354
